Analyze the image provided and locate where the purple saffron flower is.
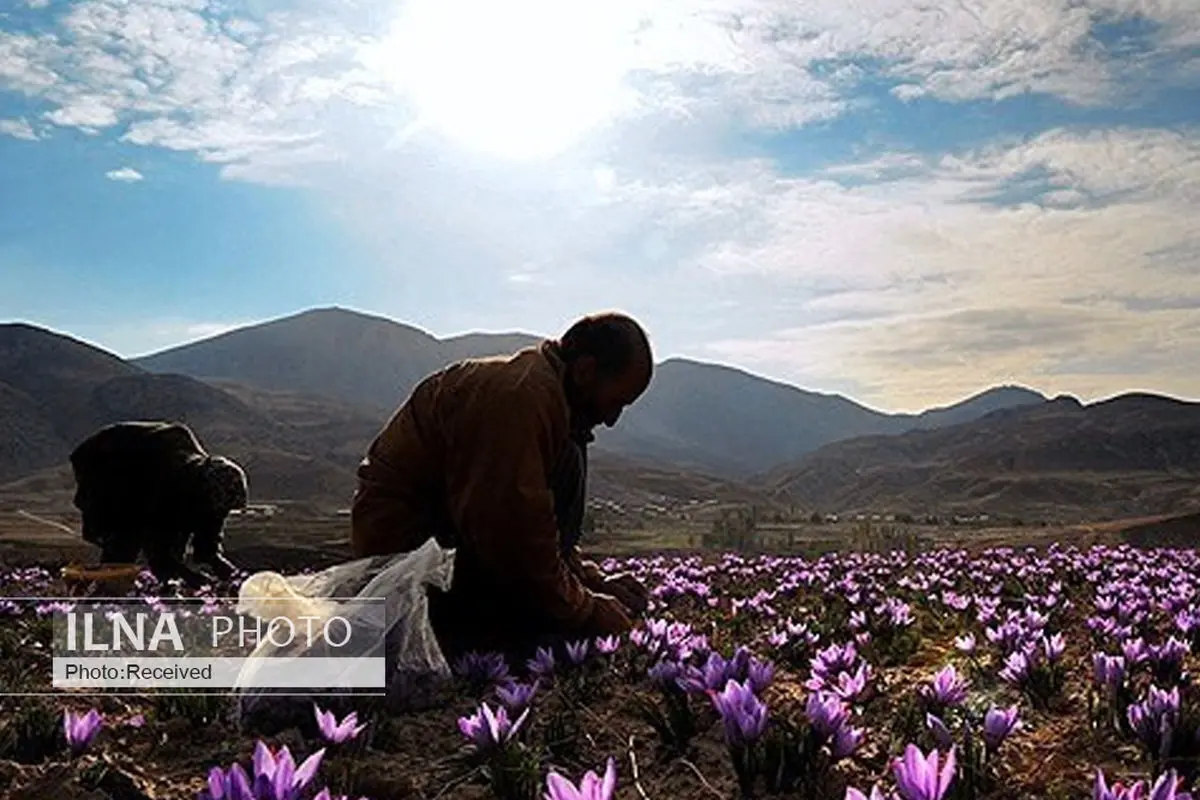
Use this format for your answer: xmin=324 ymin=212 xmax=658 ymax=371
xmin=545 ymin=757 xmax=617 ymax=800
xmin=727 ymin=647 xmax=753 ymax=682
xmin=954 ymin=634 xmax=976 ymax=654
xmin=747 ymin=658 xmax=775 ymax=695
xmin=845 ymin=787 xmax=890 ymax=800
xmin=313 ymin=705 xmax=366 ymax=744
xmin=565 ymin=639 xmax=591 ymax=665
xmin=999 ymin=651 xmax=1030 ymax=686
xmin=200 ymin=764 xmax=254 ymax=800
xmin=1150 ymin=638 xmax=1190 ymax=671
xmin=923 ymin=666 xmax=970 ymax=708
xmin=700 ymin=651 xmax=731 ymax=691
xmin=1093 ymin=653 xmax=1126 ymax=690
xmin=1121 ymin=638 xmax=1149 ymax=666
xmin=1147 ymin=769 xmax=1194 ymax=800
xmin=710 ymin=679 xmax=769 ymax=746
xmin=805 ymin=692 xmax=850 ymax=740
xmin=1042 ymin=633 xmax=1066 ymax=663
xmin=457 ymin=702 xmax=529 ymax=751
xmin=982 ymin=706 xmax=1020 ymax=751
xmin=893 ymin=744 xmax=956 ymax=800
xmin=831 ymin=723 xmax=865 ymax=760
xmin=249 ymin=741 xmax=326 ymax=800
xmin=595 ymin=635 xmax=621 ymax=655
xmin=528 ymin=646 xmax=556 ymax=678
xmin=454 ymin=651 xmax=511 ymax=685
xmin=495 ymin=680 xmax=539 ymax=713
xmin=1092 ymin=768 xmax=1194 ymax=800
xmin=63 ymin=708 xmax=103 ymax=755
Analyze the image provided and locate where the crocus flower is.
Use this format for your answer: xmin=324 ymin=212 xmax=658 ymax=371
xmin=313 ymin=705 xmax=366 ymax=744
xmin=457 ymin=702 xmax=529 ymax=751
xmin=528 ymin=647 xmax=556 ymax=678
xmin=1042 ymin=633 xmax=1066 ymax=663
xmin=63 ymin=708 xmax=103 ymax=755
xmin=923 ymin=666 xmax=970 ymax=708
xmin=453 ymin=651 xmax=511 ymax=685
xmin=893 ymin=744 xmax=956 ymax=800
xmin=845 ymin=787 xmax=890 ymax=800
xmin=982 ymin=706 xmax=1020 ymax=751
xmin=595 ymin=635 xmax=620 ymax=655
xmin=747 ymin=658 xmax=775 ymax=694
xmin=495 ymin=680 xmax=539 ymax=713
xmin=999 ymin=651 xmax=1030 ymax=686
xmin=199 ymin=763 xmax=253 ymax=800
xmin=710 ymin=679 xmax=769 ymax=746
xmin=1093 ymin=653 xmax=1126 ymax=689
xmin=250 ymin=741 xmax=326 ymax=800
xmin=1147 ymin=769 xmax=1194 ymax=800
xmin=954 ymin=634 xmax=976 ymax=654
xmin=806 ymin=692 xmax=850 ymax=739
xmin=565 ymin=640 xmax=590 ymax=665
xmin=545 ymin=757 xmax=617 ymax=800
xmin=831 ymin=723 xmax=865 ymax=760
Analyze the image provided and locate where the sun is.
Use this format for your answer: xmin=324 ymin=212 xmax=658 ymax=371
xmin=368 ymin=0 xmax=637 ymax=161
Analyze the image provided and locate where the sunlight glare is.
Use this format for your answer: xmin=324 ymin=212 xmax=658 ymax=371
xmin=369 ymin=0 xmax=638 ymax=161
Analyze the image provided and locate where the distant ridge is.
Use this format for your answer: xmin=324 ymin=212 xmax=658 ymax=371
xmin=131 ymin=307 xmax=1049 ymax=478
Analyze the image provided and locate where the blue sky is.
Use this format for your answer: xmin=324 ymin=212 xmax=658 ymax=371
xmin=2 ymin=0 xmax=1198 ymax=412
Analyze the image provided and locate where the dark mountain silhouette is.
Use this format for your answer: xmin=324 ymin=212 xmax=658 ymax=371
xmin=766 ymin=394 xmax=1200 ymax=521
xmin=132 ymin=307 xmax=1048 ymax=477
xmin=0 ymin=322 xmax=765 ymax=510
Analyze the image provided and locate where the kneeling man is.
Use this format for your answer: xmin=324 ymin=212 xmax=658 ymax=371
xmin=351 ymin=311 xmax=653 ymax=660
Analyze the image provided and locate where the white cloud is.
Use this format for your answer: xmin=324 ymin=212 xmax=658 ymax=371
xmin=105 ymin=166 xmax=144 ymax=182
xmin=2 ymin=0 xmax=1196 ymax=186
xmin=678 ymin=128 xmax=1200 ymax=408
xmin=0 ymin=117 xmax=38 ymax=140
xmin=2 ymin=0 xmax=1200 ymax=409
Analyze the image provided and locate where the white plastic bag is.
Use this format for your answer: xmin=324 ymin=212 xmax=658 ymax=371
xmin=232 ymin=538 xmax=455 ymax=732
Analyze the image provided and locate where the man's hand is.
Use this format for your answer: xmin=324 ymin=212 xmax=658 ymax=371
xmin=590 ymin=593 xmax=634 ymax=635
xmin=601 ymin=574 xmax=650 ymax=617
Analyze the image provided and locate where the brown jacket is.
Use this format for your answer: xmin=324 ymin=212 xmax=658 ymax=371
xmin=351 ymin=341 xmax=602 ymax=644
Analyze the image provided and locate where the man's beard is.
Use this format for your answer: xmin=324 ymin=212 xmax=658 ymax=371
xmin=562 ymin=372 xmax=599 ymax=432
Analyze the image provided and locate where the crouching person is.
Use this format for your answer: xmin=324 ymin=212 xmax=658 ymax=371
xmin=70 ymin=420 xmax=248 ymax=588
xmin=350 ymin=312 xmax=654 ymax=662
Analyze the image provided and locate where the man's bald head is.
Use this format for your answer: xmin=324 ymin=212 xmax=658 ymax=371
xmin=558 ymin=311 xmax=652 ymax=378
xmin=557 ymin=311 xmax=653 ymax=431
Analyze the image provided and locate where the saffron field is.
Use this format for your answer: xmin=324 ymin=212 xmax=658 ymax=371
xmin=1 ymin=542 xmax=1199 ymax=799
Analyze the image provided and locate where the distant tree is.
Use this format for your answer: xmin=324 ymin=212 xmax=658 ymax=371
xmin=809 ymin=511 xmax=823 ymax=524
xmin=703 ymin=505 xmax=760 ymax=552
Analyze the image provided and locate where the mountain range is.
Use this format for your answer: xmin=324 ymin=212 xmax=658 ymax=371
xmin=2 ymin=306 xmax=1198 ymax=522
xmin=131 ymin=307 xmax=1048 ymax=478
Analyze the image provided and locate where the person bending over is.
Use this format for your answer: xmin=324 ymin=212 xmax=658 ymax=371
xmin=351 ymin=311 xmax=654 ymax=660
xmin=70 ymin=420 xmax=248 ymax=587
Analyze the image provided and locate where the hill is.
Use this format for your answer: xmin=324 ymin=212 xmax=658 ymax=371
xmin=765 ymin=394 xmax=1200 ymax=522
xmin=133 ymin=307 xmax=1047 ymax=477
xmin=0 ymin=322 xmax=762 ymax=513
xmin=0 ymin=323 xmax=358 ymax=497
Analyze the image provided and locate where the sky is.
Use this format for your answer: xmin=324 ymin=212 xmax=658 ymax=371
xmin=1 ymin=0 xmax=1198 ymax=413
